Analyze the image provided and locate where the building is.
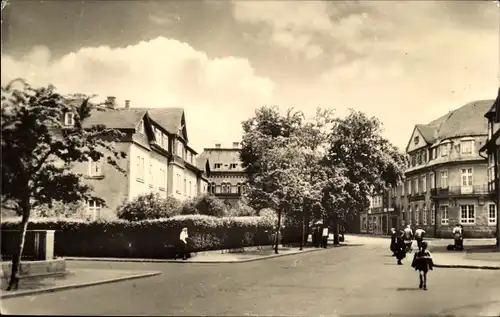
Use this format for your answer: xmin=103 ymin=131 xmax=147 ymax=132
xmin=69 ymin=97 xmax=211 ymax=219
xmin=360 ymin=186 xmax=403 ymax=235
xmin=199 ymin=142 xmax=247 ymax=204
xmin=401 ymin=99 xmax=496 ymax=238
xmin=479 ymin=88 xmax=500 ymax=245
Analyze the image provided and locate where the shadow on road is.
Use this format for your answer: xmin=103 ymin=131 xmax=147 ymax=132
xmin=396 ymin=287 xmax=421 ymax=291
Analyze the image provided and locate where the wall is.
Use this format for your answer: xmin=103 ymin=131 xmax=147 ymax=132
xmin=128 ymin=143 xmax=153 ymax=201
xmin=72 ymin=142 xmax=131 ymax=219
xmin=184 ymin=168 xmax=198 ymax=200
xmin=169 ymin=162 xmax=186 ymax=201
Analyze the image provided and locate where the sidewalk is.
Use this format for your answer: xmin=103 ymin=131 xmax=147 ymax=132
xmin=432 ymin=252 xmax=500 ymax=270
xmin=65 ymin=245 xmax=337 ymax=264
xmin=0 ymin=268 xmax=161 ymax=299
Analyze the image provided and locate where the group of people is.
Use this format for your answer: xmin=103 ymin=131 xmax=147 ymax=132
xmin=390 ymin=225 xmax=434 ymax=290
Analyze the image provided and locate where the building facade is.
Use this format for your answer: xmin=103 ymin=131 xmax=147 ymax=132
xmin=479 ymin=88 xmax=500 ymax=245
xmin=401 ymin=99 xmax=496 ymax=238
xmin=69 ymin=98 xmax=210 ymax=220
xmin=199 ymin=142 xmax=247 ymax=204
xmin=360 ymin=186 xmax=404 ymax=235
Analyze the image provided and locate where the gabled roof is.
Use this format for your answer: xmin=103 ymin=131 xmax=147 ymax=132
xmin=82 ymin=108 xmax=147 ymax=129
xmin=146 ymin=108 xmax=185 ymax=136
xmin=407 ymin=99 xmax=494 ymax=152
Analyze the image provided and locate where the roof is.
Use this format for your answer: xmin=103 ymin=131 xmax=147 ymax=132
xmin=82 ymin=108 xmax=147 ymax=129
xmin=410 ymin=99 xmax=494 ymax=148
xmin=146 ymin=108 xmax=184 ymax=135
xmin=200 ymin=148 xmax=245 ymax=172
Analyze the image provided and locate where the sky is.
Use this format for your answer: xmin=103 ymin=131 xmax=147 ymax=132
xmin=1 ymin=0 xmax=499 ymax=152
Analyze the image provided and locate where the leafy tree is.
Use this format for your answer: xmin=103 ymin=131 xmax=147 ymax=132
xmin=180 ymin=195 xmax=227 ymax=217
xmin=321 ymin=109 xmax=406 ymax=243
xmin=1 ymin=79 xmax=126 ymax=290
xmin=117 ymin=193 xmax=181 ymax=221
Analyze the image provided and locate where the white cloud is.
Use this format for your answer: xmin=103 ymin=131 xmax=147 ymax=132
xmin=233 ymin=1 xmax=499 ymax=149
xmin=1 ymin=37 xmax=275 ymax=151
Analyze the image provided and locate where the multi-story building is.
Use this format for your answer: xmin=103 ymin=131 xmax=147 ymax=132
xmin=401 ymin=99 xmax=496 ymax=238
xmin=479 ymin=88 xmax=500 ymax=245
xmin=199 ymin=142 xmax=247 ymax=204
xmin=70 ymin=97 xmax=210 ymax=220
xmin=360 ymin=186 xmax=403 ymax=235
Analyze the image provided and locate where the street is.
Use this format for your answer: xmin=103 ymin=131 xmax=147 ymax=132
xmin=2 ymin=237 xmax=500 ymax=316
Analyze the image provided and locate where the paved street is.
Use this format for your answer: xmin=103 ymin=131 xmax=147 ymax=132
xmin=2 ymin=236 xmax=500 ymax=316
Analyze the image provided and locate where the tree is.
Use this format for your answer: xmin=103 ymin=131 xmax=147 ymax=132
xmin=1 ymin=79 xmax=126 ymax=290
xmin=117 ymin=193 xmax=181 ymax=221
xmin=321 ymin=109 xmax=406 ymax=243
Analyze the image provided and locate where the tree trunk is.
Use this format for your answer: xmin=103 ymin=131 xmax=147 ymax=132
xmin=275 ymin=210 xmax=282 ymax=254
xmin=7 ymin=205 xmax=30 ymax=291
xmin=300 ymin=205 xmax=305 ymax=251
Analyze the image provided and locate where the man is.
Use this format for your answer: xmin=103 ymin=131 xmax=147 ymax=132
xmin=395 ymin=230 xmax=407 ymax=265
xmin=403 ymin=225 xmax=414 ymax=252
xmin=390 ymin=228 xmax=398 ymax=256
xmin=321 ymin=226 xmax=329 ymax=248
xmin=414 ymin=227 xmax=426 ymax=250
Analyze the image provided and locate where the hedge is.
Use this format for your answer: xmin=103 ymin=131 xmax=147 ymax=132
xmin=1 ymin=215 xmax=276 ymax=259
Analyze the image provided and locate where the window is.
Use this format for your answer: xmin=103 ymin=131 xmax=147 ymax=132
xmin=176 ymin=141 xmax=183 ymax=157
xmin=415 ymin=206 xmax=420 ymax=224
xmin=489 ymin=204 xmax=497 ymax=225
xmin=422 ymin=175 xmax=427 ymax=192
xmin=440 ymin=170 xmax=448 ymax=188
xmin=229 ymin=163 xmax=237 ymax=169
xmin=176 ymin=174 xmax=181 ymax=193
xmin=430 ymin=204 xmax=435 ymax=225
xmin=414 ymin=136 xmax=419 ymax=144
xmin=441 ymin=143 xmax=449 ymax=156
xmin=408 ymin=180 xmax=412 ymax=195
xmin=159 ymin=168 xmax=166 ymax=190
xmin=211 ymin=182 xmax=216 ymax=194
xmin=422 ymin=207 xmax=427 ymax=225
xmin=189 ymin=181 xmax=192 ymax=197
xmin=414 ymin=178 xmax=419 ymax=194
xmin=88 ymin=200 xmax=102 ymax=220
xmin=461 ymin=168 xmax=473 ymax=187
xmin=417 ymin=152 xmax=422 ymax=165
xmin=138 ymin=120 xmax=145 ymax=134
xmin=460 ymin=205 xmax=475 ymax=224
xmin=237 ymin=184 xmax=242 ymax=195
xmin=408 ymin=208 xmax=412 ymax=225
xmin=183 ymin=178 xmax=187 ymax=195
xmin=440 ymin=205 xmax=449 ymax=225
xmin=154 ymin=127 xmax=162 ymax=144
xmin=64 ymin=112 xmax=75 ymax=126
xmin=429 ymin=173 xmax=435 ymax=189
xmin=422 ymin=150 xmax=427 ymax=163
xmin=149 ymin=162 xmax=153 ymax=187
xmin=401 ymin=183 xmax=405 ymax=196
xmin=214 ymin=163 xmax=222 ymax=169
xmin=162 ymin=134 xmax=168 ymax=148
xmin=88 ymin=158 xmax=102 ymax=177
xmin=136 ymin=156 xmax=145 ymax=180
xmin=461 ymin=140 xmax=473 ymax=154
xmin=222 ymin=182 xmax=229 ymax=193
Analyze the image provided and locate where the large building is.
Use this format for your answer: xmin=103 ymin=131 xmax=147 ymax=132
xmin=69 ymin=97 xmax=211 ymax=220
xmin=361 ymin=99 xmax=497 ymax=237
xmin=401 ymin=99 xmax=496 ymax=238
xmin=199 ymin=142 xmax=247 ymax=204
xmin=479 ymin=88 xmax=500 ymax=245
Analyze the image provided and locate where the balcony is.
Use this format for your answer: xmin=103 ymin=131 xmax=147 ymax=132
xmin=408 ymin=192 xmax=426 ymax=202
xmin=431 ymin=185 xmax=488 ymax=198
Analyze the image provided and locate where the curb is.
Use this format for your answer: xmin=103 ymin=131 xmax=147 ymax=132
xmin=63 ymin=246 xmax=344 ymax=264
xmin=434 ymin=264 xmax=500 ymax=270
xmin=0 ymin=271 xmax=161 ymax=299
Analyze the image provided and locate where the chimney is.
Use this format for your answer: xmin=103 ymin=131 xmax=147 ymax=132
xmin=125 ymin=100 xmax=130 ymax=109
xmin=232 ymin=142 xmax=240 ymax=148
xmin=106 ymin=96 xmax=116 ymax=109
xmin=215 ymin=143 xmax=221 ymax=149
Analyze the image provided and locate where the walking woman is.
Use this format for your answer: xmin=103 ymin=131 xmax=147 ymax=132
xmin=390 ymin=228 xmax=398 ymax=256
xmin=176 ymin=227 xmax=189 ymax=260
xmin=395 ymin=230 xmax=406 ymax=265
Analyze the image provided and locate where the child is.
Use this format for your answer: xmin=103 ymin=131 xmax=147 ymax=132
xmin=411 ymin=241 xmax=434 ymax=290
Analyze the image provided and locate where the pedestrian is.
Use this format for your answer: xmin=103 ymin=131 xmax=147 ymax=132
xmin=390 ymin=228 xmax=398 ymax=256
xmin=411 ymin=241 xmax=434 ymax=290
xmin=452 ymin=224 xmax=462 ymax=251
xmin=315 ymin=226 xmax=322 ymax=248
xmin=321 ymin=226 xmax=329 ymax=248
xmin=395 ymin=230 xmax=406 ymax=265
xmin=414 ymin=227 xmax=425 ymax=250
xmin=177 ymin=227 xmax=189 ymax=260
xmin=403 ymin=225 xmax=414 ymax=252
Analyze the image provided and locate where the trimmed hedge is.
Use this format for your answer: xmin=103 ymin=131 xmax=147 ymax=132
xmin=1 ymin=215 xmax=276 ymax=259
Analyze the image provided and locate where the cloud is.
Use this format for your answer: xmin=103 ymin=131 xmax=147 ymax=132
xmin=233 ymin=1 xmax=499 ymax=149
xmin=1 ymin=37 xmax=275 ymax=151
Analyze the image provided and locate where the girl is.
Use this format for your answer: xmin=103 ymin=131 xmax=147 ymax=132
xmin=411 ymin=241 xmax=434 ymax=290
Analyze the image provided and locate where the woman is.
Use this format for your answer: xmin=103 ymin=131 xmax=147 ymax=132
xmin=177 ymin=227 xmax=189 ymax=260
xmin=390 ymin=228 xmax=398 ymax=256
xmin=395 ymin=230 xmax=406 ymax=265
